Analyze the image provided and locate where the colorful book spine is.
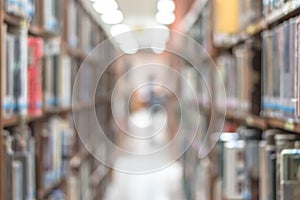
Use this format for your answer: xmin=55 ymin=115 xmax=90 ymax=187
xmin=28 ymin=37 xmax=44 ymax=116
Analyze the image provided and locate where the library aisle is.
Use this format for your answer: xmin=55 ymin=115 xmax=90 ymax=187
xmin=2 ymin=0 xmax=300 ymax=200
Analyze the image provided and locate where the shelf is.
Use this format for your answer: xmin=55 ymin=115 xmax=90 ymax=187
xmin=90 ymin=165 xmax=109 ymax=187
xmin=225 ymin=111 xmax=267 ymax=130
xmin=266 ymin=2 xmax=300 ymax=26
xmin=39 ymin=176 xmax=65 ymax=199
xmin=4 ymin=12 xmax=58 ymax=36
xmin=2 ymin=114 xmax=44 ymax=127
xmin=2 ymin=115 xmax=19 ymax=127
xmin=265 ymin=118 xmax=300 ymax=133
xmin=224 ymin=110 xmax=300 ymax=133
xmin=69 ymin=149 xmax=89 ymax=169
xmin=44 ymin=107 xmax=72 ymax=115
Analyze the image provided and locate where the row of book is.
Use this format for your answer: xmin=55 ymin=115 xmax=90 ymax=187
xmin=43 ymin=116 xmax=75 ymax=190
xmin=262 ymin=16 xmax=300 ymax=120
xmin=214 ymin=0 xmax=262 ymax=46
xmin=216 ymin=41 xmax=261 ymax=115
xmin=188 ymin=0 xmax=212 ymax=53
xmin=213 ymin=127 xmax=300 ymax=200
xmin=263 ymin=0 xmax=300 ymax=17
xmin=2 ymin=25 xmax=74 ymax=118
xmin=213 ymin=0 xmax=300 ymax=47
xmin=2 ymin=126 xmax=36 ymax=200
xmin=68 ymin=0 xmax=105 ymax=53
xmin=1 ymin=116 xmax=75 ymax=200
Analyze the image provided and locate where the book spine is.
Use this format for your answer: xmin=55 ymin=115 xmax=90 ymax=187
xmin=12 ymin=161 xmax=23 ymax=200
xmin=28 ymin=37 xmax=44 ymax=116
xmin=13 ymin=27 xmax=29 ymax=116
xmin=4 ymin=33 xmax=16 ymax=117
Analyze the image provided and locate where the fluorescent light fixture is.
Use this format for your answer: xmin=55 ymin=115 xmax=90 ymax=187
xmin=151 ymin=25 xmax=170 ymax=42
xmin=92 ymin=0 xmax=118 ymax=14
xmin=151 ymin=42 xmax=166 ymax=54
xmin=119 ymin=39 xmax=139 ymax=54
xmin=101 ymin=10 xmax=124 ymax=24
xmin=156 ymin=11 xmax=175 ymax=25
xmin=110 ymin=24 xmax=131 ymax=37
xmin=157 ymin=0 xmax=176 ymax=12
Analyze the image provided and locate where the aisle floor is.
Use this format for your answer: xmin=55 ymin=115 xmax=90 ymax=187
xmin=104 ymin=109 xmax=185 ymax=200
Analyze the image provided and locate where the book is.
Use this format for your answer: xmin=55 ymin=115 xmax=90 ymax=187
xmin=43 ymin=0 xmax=61 ymax=32
xmin=9 ymin=26 xmax=29 ymax=116
xmin=28 ymin=37 xmax=44 ymax=116
xmin=12 ymin=160 xmax=23 ymax=200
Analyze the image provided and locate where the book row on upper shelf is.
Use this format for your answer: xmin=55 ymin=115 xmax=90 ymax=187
xmin=185 ymin=14 xmax=300 ymax=124
xmin=1 ymin=24 xmax=104 ymax=117
xmin=3 ymin=0 xmax=107 ymax=52
xmin=1 ymin=23 xmax=111 ymax=121
xmin=213 ymin=0 xmax=300 ymax=48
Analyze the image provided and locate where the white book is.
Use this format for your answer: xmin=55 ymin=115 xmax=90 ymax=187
xmin=58 ymin=54 xmax=71 ymax=107
xmin=12 ymin=160 xmax=23 ymax=200
xmin=18 ymin=27 xmax=28 ymax=115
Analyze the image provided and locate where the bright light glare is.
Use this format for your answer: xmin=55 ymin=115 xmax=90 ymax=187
xmin=156 ymin=11 xmax=175 ymax=25
xmin=151 ymin=25 xmax=170 ymax=42
xmin=120 ymin=40 xmax=139 ymax=54
xmin=151 ymin=42 xmax=166 ymax=54
xmin=92 ymin=0 xmax=118 ymax=14
xmin=110 ymin=24 xmax=131 ymax=37
xmin=157 ymin=0 xmax=176 ymax=12
xmin=101 ymin=10 xmax=124 ymax=24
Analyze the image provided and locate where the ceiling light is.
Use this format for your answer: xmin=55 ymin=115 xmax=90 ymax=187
xmin=151 ymin=42 xmax=166 ymax=54
xmin=151 ymin=25 xmax=170 ymax=42
xmin=101 ymin=10 xmax=124 ymax=24
xmin=156 ymin=11 xmax=175 ymax=25
xmin=157 ymin=0 xmax=176 ymax=12
xmin=119 ymin=39 xmax=139 ymax=54
xmin=92 ymin=0 xmax=118 ymax=14
xmin=110 ymin=24 xmax=131 ymax=37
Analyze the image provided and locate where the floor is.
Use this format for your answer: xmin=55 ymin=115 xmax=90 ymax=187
xmin=104 ymin=108 xmax=185 ymax=200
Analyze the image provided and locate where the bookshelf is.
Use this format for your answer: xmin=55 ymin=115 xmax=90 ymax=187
xmin=180 ymin=0 xmax=300 ymax=200
xmin=0 ymin=0 xmax=116 ymax=199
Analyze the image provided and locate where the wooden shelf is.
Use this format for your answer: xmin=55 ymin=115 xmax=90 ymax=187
xmin=90 ymin=165 xmax=109 ymax=187
xmin=39 ymin=176 xmax=66 ymax=199
xmin=224 ymin=110 xmax=300 ymax=133
xmin=265 ymin=118 xmax=300 ymax=133
xmin=266 ymin=2 xmax=300 ymax=26
xmin=4 ymin=12 xmax=58 ymax=37
xmin=44 ymin=107 xmax=72 ymax=115
xmin=69 ymin=149 xmax=89 ymax=169
xmin=2 ymin=115 xmax=19 ymax=127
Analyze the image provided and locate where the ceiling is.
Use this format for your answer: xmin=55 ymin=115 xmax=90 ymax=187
xmin=116 ymin=0 xmax=159 ymax=28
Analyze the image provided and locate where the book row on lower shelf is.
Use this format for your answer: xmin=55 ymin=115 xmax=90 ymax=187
xmin=1 ymin=114 xmax=110 ymax=200
xmin=182 ymin=120 xmax=300 ymax=200
xmin=1 ymin=116 xmax=74 ymax=199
